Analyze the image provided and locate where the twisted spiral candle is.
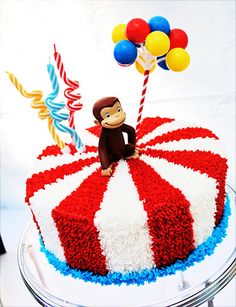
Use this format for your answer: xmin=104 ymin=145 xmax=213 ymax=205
xmin=53 ymin=44 xmax=82 ymax=129
xmin=6 ymin=71 xmax=65 ymax=149
xmin=46 ymin=64 xmax=85 ymax=152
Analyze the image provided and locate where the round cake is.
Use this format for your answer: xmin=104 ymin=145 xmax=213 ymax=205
xmin=25 ymin=116 xmax=229 ymax=285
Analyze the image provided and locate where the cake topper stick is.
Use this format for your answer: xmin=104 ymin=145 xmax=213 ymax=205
xmin=135 ymin=43 xmax=156 ymax=140
xmin=135 ymin=68 xmax=150 ymax=140
xmin=112 ymin=16 xmax=190 ymax=142
xmin=6 ymin=71 xmax=65 ymax=149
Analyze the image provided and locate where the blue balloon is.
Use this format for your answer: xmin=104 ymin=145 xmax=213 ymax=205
xmin=148 ymin=16 xmax=170 ymax=35
xmin=157 ymin=55 xmax=169 ymax=70
xmin=114 ymin=40 xmax=137 ymax=65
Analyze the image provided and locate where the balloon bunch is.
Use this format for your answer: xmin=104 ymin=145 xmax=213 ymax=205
xmin=112 ymin=16 xmax=190 ymax=140
xmin=112 ymin=16 xmax=190 ymax=73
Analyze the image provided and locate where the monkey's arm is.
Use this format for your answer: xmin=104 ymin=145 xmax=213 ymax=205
xmin=122 ymin=124 xmax=136 ymax=144
xmin=98 ymin=131 xmax=110 ymax=170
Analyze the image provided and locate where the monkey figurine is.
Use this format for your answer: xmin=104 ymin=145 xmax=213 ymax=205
xmin=93 ymin=97 xmax=139 ymax=176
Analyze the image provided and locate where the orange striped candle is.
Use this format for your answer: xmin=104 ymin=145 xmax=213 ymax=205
xmin=6 ymin=71 xmax=65 ymax=149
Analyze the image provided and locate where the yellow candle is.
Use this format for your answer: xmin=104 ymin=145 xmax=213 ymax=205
xmin=6 ymin=71 xmax=65 ymax=149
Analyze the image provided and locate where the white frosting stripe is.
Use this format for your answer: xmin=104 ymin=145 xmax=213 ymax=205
xmin=80 ymin=129 xmax=100 ymax=146
xmin=94 ymin=160 xmax=155 ymax=273
xmin=30 ymin=161 xmax=100 ymax=261
xmin=33 ymin=151 xmax=98 ymax=174
xmin=138 ymin=120 xmax=203 ymax=146
xmin=145 ymin=137 xmax=227 ymax=158
xmin=141 ymin=155 xmax=218 ymax=246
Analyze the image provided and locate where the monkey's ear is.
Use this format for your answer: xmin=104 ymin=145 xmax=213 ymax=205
xmin=94 ymin=119 xmax=100 ymax=126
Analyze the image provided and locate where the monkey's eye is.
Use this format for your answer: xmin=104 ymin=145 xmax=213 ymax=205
xmin=117 ymin=107 xmax=121 ymax=112
xmin=105 ymin=112 xmax=110 ymax=118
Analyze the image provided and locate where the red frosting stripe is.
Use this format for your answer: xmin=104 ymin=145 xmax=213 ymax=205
xmin=26 ymin=156 xmax=98 ymax=203
xmin=140 ymin=127 xmax=219 ymax=148
xmin=137 ymin=117 xmax=174 ymax=140
xmin=143 ymin=149 xmax=228 ymax=224
xmin=87 ymin=125 xmax=101 ymax=138
xmin=52 ymin=167 xmax=112 ymax=275
xmin=37 ymin=144 xmax=76 ymax=159
xmin=128 ymin=159 xmax=195 ymax=267
xmin=84 ymin=145 xmax=98 ymax=152
xmin=37 ymin=144 xmax=97 ymax=160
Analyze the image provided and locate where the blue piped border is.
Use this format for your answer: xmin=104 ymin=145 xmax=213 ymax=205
xmin=40 ymin=195 xmax=231 ymax=286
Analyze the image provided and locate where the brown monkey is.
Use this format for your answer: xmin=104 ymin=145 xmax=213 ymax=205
xmin=93 ymin=97 xmax=139 ymax=176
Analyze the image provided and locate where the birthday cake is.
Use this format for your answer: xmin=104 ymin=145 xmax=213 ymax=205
xmin=7 ymin=16 xmax=229 ymax=285
xmin=25 ymin=116 xmax=229 ymax=285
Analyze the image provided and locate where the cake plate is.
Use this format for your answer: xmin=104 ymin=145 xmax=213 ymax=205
xmin=18 ymin=185 xmax=236 ymax=307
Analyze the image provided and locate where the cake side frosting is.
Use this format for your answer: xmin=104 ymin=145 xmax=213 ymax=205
xmin=39 ymin=194 xmax=230 ymax=286
xmin=25 ymin=117 xmax=228 ymax=283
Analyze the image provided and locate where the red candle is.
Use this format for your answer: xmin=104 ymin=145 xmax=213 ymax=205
xmin=53 ymin=44 xmax=82 ymax=129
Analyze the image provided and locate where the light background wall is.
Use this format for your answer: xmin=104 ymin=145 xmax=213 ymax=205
xmin=0 ymin=1 xmax=235 ymax=205
xmin=0 ymin=1 xmax=235 ymax=307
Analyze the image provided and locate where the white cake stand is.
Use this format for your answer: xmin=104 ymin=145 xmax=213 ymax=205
xmin=18 ymin=185 xmax=235 ymax=307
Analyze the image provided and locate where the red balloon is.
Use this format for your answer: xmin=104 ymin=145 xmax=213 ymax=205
xmin=126 ymin=18 xmax=150 ymax=44
xmin=169 ymin=29 xmax=188 ymax=49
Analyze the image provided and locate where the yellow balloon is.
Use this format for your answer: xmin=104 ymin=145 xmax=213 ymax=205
xmin=112 ymin=24 xmax=127 ymax=43
xmin=145 ymin=31 xmax=170 ymax=56
xmin=166 ymin=48 xmax=190 ymax=72
xmin=135 ymin=55 xmax=156 ymax=74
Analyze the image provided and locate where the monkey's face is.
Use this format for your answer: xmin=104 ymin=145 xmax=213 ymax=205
xmin=100 ymin=101 xmax=126 ymax=129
